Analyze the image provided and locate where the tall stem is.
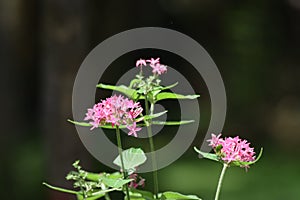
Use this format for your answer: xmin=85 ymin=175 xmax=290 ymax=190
xmin=104 ymin=193 xmax=111 ymax=200
xmin=145 ymin=97 xmax=159 ymax=199
xmin=116 ymin=126 xmax=130 ymax=200
xmin=214 ymin=163 xmax=228 ymax=200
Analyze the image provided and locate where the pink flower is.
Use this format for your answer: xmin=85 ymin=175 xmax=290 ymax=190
xmin=207 ymin=133 xmax=222 ymax=147
xmin=127 ymin=122 xmax=142 ymax=137
xmin=128 ymin=173 xmax=145 ymax=189
xmin=151 ymin=64 xmax=167 ymax=75
xmin=136 ymin=59 xmax=147 ymax=68
xmin=146 ymin=57 xmax=160 ymax=67
xmin=207 ymin=134 xmax=256 ymax=167
xmin=84 ymin=95 xmax=143 ymax=136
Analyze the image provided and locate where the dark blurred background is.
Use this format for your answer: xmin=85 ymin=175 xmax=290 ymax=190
xmin=1 ymin=0 xmax=300 ymax=199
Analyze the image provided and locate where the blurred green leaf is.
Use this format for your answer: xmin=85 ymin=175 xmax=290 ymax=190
xmin=113 ymin=148 xmax=147 ymax=174
xmin=67 ymin=119 xmax=127 ymax=129
xmin=160 ymin=191 xmax=202 ymax=200
xmin=155 ymin=92 xmax=199 ymax=102
xmin=152 ymin=120 xmax=194 ymax=125
xmin=76 ymin=193 xmax=105 ymax=200
xmin=97 ymin=83 xmax=135 ymax=97
xmin=160 ymin=82 xmax=178 ymax=91
xmin=125 ymin=188 xmax=155 ymax=200
xmin=102 ymin=176 xmax=132 ymax=188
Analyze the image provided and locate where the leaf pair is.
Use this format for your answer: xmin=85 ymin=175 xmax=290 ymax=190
xmin=97 ymin=83 xmax=199 ymax=103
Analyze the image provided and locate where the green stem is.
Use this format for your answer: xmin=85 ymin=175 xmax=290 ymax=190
xmin=104 ymin=193 xmax=111 ymax=200
xmin=145 ymin=98 xmax=159 ymax=199
xmin=214 ymin=163 xmax=228 ymax=200
xmin=116 ymin=126 xmax=130 ymax=200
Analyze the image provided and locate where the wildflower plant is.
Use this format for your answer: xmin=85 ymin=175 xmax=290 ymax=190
xmin=194 ymin=134 xmax=263 ymax=200
xmin=43 ymin=57 xmax=262 ymax=200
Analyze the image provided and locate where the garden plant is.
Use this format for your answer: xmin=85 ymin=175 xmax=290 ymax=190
xmin=43 ymin=57 xmax=262 ymax=200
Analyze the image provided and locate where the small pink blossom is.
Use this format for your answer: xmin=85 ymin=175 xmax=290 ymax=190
xmin=146 ymin=57 xmax=160 ymax=67
xmin=84 ymin=95 xmax=143 ymax=136
xmin=207 ymin=133 xmax=256 ymax=167
xmin=128 ymin=173 xmax=145 ymax=189
xmin=127 ymin=122 xmax=142 ymax=137
xmin=151 ymin=63 xmax=167 ymax=75
xmin=136 ymin=59 xmax=147 ymax=68
xmin=135 ymin=57 xmax=167 ymax=75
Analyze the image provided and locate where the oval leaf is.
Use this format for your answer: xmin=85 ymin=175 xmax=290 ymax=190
xmin=155 ymin=92 xmax=199 ymax=102
xmin=152 ymin=120 xmax=194 ymax=126
xmin=113 ymin=148 xmax=147 ymax=173
xmin=161 ymin=191 xmax=202 ymax=200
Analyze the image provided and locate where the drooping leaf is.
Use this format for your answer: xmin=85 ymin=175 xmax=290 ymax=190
xmin=97 ymin=83 xmax=135 ymax=97
xmin=160 ymin=82 xmax=178 ymax=91
xmin=97 ymin=83 xmax=143 ymax=99
xmin=152 ymin=120 xmax=194 ymax=126
xmin=68 ymin=119 xmax=91 ymax=127
xmin=160 ymin=191 xmax=202 ymax=200
xmin=155 ymin=92 xmax=200 ymax=102
xmin=43 ymin=182 xmax=78 ymax=195
xmin=113 ymin=148 xmax=147 ymax=174
xmin=194 ymin=147 xmax=219 ymax=162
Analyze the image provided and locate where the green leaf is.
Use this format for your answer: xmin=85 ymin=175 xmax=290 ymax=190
xmin=97 ymin=83 xmax=144 ymax=100
xmin=68 ymin=119 xmax=91 ymax=127
xmin=125 ymin=188 xmax=155 ymax=200
xmin=194 ymin=147 xmax=219 ymax=162
xmin=137 ymin=110 xmax=168 ymax=121
xmin=68 ymin=119 xmax=127 ymax=129
xmin=102 ymin=177 xmax=133 ymax=188
xmin=85 ymin=172 xmax=103 ymax=182
xmin=113 ymin=148 xmax=147 ymax=174
xmin=107 ymin=172 xmax=123 ymax=179
xmin=76 ymin=193 xmax=105 ymax=200
xmin=160 ymin=82 xmax=178 ymax=91
xmin=161 ymin=191 xmax=202 ymax=200
xmin=152 ymin=120 xmax=194 ymax=125
xmin=155 ymin=92 xmax=200 ymax=102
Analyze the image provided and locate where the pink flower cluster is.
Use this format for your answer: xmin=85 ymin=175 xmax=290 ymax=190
xmin=128 ymin=173 xmax=145 ymax=189
xmin=207 ymin=134 xmax=256 ymax=165
xmin=136 ymin=57 xmax=167 ymax=75
xmin=84 ymin=95 xmax=143 ymax=137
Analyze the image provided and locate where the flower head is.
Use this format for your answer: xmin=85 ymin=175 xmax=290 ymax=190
xmin=135 ymin=57 xmax=167 ymax=75
xmin=136 ymin=59 xmax=147 ymax=68
xmin=146 ymin=57 xmax=160 ymax=67
xmin=207 ymin=134 xmax=256 ymax=167
xmin=84 ymin=95 xmax=143 ymax=136
xmin=151 ymin=63 xmax=167 ymax=75
xmin=128 ymin=173 xmax=145 ymax=189
xmin=127 ymin=122 xmax=142 ymax=137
